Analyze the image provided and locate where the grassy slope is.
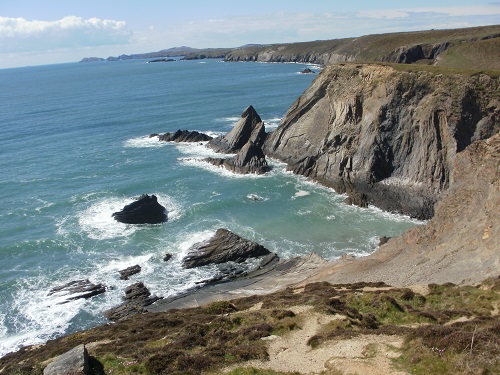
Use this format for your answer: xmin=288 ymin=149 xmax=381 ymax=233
xmin=1 ymin=280 xmax=498 ymax=375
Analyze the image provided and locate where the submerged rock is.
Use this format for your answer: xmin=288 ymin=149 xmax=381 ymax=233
xmin=205 ymin=140 xmax=270 ymax=174
xmin=112 ymin=194 xmax=167 ymax=224
xmin=207 ymin=105 xmax=266 ymax=153
xmin=156 ymin=129 xmax=212 ymax=142
xmin=43 ymin=344 xmax=90 ymax=375
xmin=300 ymin=68 xmax=315 ymax=74
xmin=104 ymin=282 xmax=161 ymax=321
xmin=48 ymin=279 xmax=106 ymax=303
xmin=118 ymin=265 xmax=141 ymax=280
xmin=182 ymin=228 xmax=271 ymax=268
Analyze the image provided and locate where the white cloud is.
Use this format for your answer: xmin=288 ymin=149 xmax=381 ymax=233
xmin=357 ymin=5 xmax=500 ymax=19
xmin=0 ymin=16 xmax=132 ymax=52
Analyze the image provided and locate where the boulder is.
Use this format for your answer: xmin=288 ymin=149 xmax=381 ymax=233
xmin=163 ymin=253 xmax=173 ymax=262
xmin=207 ymin=105 xmax=266 ymax=153
xmin=112 ymin=194 xmax=167 ymax=224
xmin=48 ymin=279 xmax=105 ymax=303
xmin=157 ymin=129 xmax=213 ymax=142
xmin=43 ymin=344 xmax=90 ymax=375
xmin=118 ymin=265 xmax=141 ymax=280
xmin=104 ymin=282 xmax=162 ymax=321
xmin=205 ymin=141 xmax=270 ymax=174
xmin=300 ymin=68 xmax=315 ymax=74
xmin=182 ymin=228 xmax=271 ymax=268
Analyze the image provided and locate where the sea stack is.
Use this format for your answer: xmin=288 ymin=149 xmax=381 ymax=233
xmin=112 ymin=194 xmax=167 ymax=224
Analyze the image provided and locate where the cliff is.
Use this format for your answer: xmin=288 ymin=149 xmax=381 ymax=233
xmin=265 ymin=64 xmax=499 ymax=219
xmin=306 ymin=132 xmax=500 ymax=286
xmin=224 ymin=25 xmax=500 ymax=70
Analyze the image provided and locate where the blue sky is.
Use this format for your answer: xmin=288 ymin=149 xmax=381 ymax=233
xmin=1 ymin=0 xmax=499 ymax=68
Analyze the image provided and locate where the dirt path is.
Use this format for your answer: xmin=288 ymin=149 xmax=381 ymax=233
xmin=225 ymin=306 xmax=408 ymax=375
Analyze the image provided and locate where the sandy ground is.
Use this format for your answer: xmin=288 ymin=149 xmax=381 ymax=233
xmin=224 ymin=305 xmax=408 ymax=375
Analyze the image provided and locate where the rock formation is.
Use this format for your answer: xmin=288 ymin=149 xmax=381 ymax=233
xmin=112 ymin=194 xmax=167 ymax=224
xmin=308 ymin=132 xmax=500 ymax=286
xmin=48 ymin=279 xmax=106 ymax=303
xmin=205 ymin=140 xmax=270 ymax=174
xmin=43 ymin=344 xmax=90 ymax=375
xmin=300 ymin=68 xmax=315 ymax=74
xmin=207 ymin=105 xmax=266 ymax=153
xmin=155 ymin=129 xmax=212 ymax=142
xmin=118 ymin=265 xmax=141 ymax=280
xmin=265 ymin=64 xmax=499 ymax=219
xmin=182 ymin=228 xmax=271 ymax=268
xmin=104 ymin=282 xmax=161 ymax=321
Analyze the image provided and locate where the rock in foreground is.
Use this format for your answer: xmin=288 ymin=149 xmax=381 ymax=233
xmin=112 ymin=194 xmax=167 ymax=224
xmin=182 ymin=228 xmax=271 ymax=268
xmin=43 ymin=344 xmax=90 ymax=375
xmin=205 ymin=140 xmax=270 ymax=174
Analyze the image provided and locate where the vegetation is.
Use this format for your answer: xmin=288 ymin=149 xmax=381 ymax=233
xmin=1 ymin=278 xmax=498 ymax=374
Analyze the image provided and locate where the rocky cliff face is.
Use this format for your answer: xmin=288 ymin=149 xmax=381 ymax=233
xmin=309 ymin=132 xmax=500 ymax=286
xmin=265 ymin=64 xmax=499 ymax=219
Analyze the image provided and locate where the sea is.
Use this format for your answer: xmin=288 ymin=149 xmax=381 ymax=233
xmin=0 ymin=58 xmax=422 ymax=357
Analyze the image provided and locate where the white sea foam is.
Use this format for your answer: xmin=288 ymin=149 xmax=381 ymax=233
xmin=215 ymin=116 xmax=240 ymax=124
xmin=179 ymin=158 xmax=266 ymax=179
xmin=292 ymin=190 xmax=310 ymax=199
xmin=76 ymin=193 xmax=181 ymax=240
xmin=175 ymin=142 xmax=230 ymax=158
xmin=34 ymin=199 xmax=54 ymax=212
xmin=124 ymin=135 xmax=166 ymax=148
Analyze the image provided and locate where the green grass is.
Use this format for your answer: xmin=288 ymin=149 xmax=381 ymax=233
xmin=1 ymin=280 xmax=498 ymax=374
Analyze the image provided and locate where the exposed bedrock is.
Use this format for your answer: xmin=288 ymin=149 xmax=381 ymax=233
xmin=104 ymin=282 xmax=161 ymax=321
xmin=112 ymin=194 xmax=167 ymax=224
xmin=207 ymin=105 xmax=267 ymax=153
xmin=182 ymin=228 xmax=271 ymax=268
xmin=205 ymin=140 xmax=270 ymax=175
xmin=47 ymin=279 xmax=106 ymax=304
xmin=155 ymin=129 xmax=212 ymax=142
xmin=264 ymin=64 xmax=499 ymax=219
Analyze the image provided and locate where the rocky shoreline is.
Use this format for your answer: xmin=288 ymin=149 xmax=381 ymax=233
xmin=3 ymin=35 xmax=499 ymax=371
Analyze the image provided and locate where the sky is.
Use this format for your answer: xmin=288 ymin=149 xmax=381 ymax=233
xmin=0 ymin=0 xmax=499 ymax=69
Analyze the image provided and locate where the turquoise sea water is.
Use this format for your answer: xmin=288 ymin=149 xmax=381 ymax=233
xmin=0 ymin=59 xmax=421 ymax=356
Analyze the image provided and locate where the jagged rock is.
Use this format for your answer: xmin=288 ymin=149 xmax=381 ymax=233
xmin=207 ymin=105 xmax=266 ymax=153
xmin=205 ymin=141 xmax=270 ymax=174
xmin=300 ymin=68 xmax=315 ymax=74
xmin=104 ymin=282 xmax=161 ymax=321
xmin=157 ymin=129 xmax=212 ymax=142
xmin=378 ymin=236 xmax=391 ymax=246
xmin=48 ymin=279 xmax=105 ymax=303
xmin=112 ymin=194 xmax=167 ymax=224
xmin=182 ymin=228 xmax=271 ymax=268
xmin=265 ymin=64 xmax=499 ymax=219
xmin=43 ymin=344 xmax=90 ymax=375
xmin=118 ymin=265 xmax=141 ymax=280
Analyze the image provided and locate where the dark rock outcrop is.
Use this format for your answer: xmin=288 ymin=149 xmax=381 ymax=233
xmin=156 ymin=129 xmax=213 ymax=142
xmin=48 ymin=280 xmax=105 ymax=303
xmin=265 ymin=64 xmax=499 ymax=219
xmin=118 ymin=265 xmax=141 ymax=280
xmin=104 ymin=282 xmax=161 ymax=321
xmin=163 ymin=253 xmax=173 ymax=262
xmin=207 ymin=105 xmax=266 ymax=153
xmin=43 ymin=344 xmax=90 ymax=375
xmin=182 ymin=228 xmax=271 ymax=268
xmin=300 ymin=68 xmax=315 ymax=74
xmin=205 ymin=140 xmax=270 ymax=174
xmin=112 ymin=194 xmax=167 ymax=224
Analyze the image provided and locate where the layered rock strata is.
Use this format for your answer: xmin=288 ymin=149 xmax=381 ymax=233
xmin=205 ymin=140 xmax=270 ymax=174
xmin=182 ymin=228 xmax=271 ymax=268
xmin=265 ymin=64 xmax=499 ymax=219
xmin=207 ymin=105 xmax=266 ymax=153
xmin=306 ymin=133 xmax=500 ymax=286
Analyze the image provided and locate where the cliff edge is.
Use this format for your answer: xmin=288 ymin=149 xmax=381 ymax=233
xmin=265 ymin=64 xmax=499 ymax=219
